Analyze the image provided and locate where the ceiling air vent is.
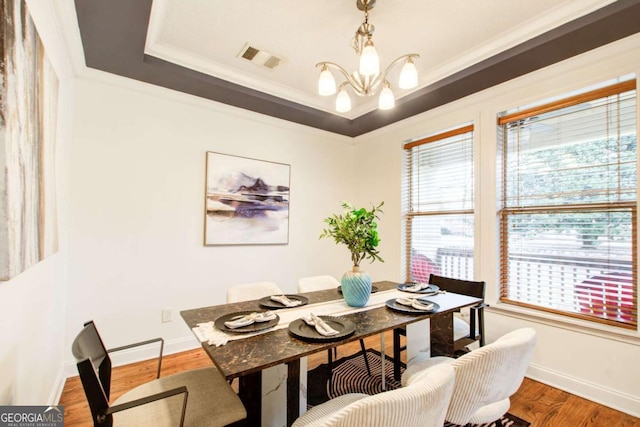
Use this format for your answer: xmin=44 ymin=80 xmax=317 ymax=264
xmin=238 ymin=44 xmax=282 ymax=69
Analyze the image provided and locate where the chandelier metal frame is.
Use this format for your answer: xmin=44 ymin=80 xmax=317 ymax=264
xmin=316 ymin=0 xmax=419 ymax=111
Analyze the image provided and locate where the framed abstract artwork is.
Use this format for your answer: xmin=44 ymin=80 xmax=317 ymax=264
xmin=1 ymin=0 xmax=59 ymax=280
xmin=204 ymin=152 xmax=290 ymax=245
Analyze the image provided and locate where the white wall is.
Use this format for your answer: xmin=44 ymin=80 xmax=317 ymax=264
xmin=353 ymin=34 xmax=640 ymax=416
xmin=64 ymin=77 xmax=357 ymax=363
xmin=0 ymin=256 xmax=67 ymax=405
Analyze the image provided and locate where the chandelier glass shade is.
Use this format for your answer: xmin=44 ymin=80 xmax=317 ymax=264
xmin=316 ymin=0 xmax=419 ymax=113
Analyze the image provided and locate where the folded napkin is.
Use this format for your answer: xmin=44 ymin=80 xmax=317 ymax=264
xmin=270 ymin=294 xmax=303 ymax=307
xmin=396 ymin=297 xmax=435 ymax=311
xmin=224 ymin=311 xmax=277 ymax=329
xmin=302 ymin=313 xmax=340 ymax=336
xmin=405 ymin=282 xmax=430 ymax=292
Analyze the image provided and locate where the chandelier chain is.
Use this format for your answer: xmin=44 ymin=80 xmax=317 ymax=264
xmin=352 ymin=7 xmax=372 ymax=55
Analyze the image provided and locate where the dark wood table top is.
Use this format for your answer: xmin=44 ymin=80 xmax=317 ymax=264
xmin=180 ymin=280 xmax=482 ymax=380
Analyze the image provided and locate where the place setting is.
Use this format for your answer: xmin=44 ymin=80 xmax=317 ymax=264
xmin=259 ymin=294 xmax=309 ymax=309
xmin=288 ymin=312 xmax=356 ymax=342
xmin=214 ymin=310 xmax=280 ymax=333
xmin=385 ymin=296 xmax=440 ymax=314
xmin=397 ymin=282 xmax=442 ymax=295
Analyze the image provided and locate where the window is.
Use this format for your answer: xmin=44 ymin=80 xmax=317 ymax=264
xmin=498 ymin=80 xmax=637 ymax=328
xmin=403 ymin=124 xmax=474 ymax=283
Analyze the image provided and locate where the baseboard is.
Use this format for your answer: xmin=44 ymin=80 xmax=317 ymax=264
xmin=50 ymin=365 xmax=67 ymax=405
xmin=527 ymin=362 xmax=640 ymax=418
xmin=61 ymin=334 xmax=201 ymax=382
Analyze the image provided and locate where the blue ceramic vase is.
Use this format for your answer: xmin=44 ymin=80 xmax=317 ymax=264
xmin=341 ymin=267 xmax=372 ymax=307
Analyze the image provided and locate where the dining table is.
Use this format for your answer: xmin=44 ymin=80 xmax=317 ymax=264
xmin=180 ymin=280 xmax=483 ymax=427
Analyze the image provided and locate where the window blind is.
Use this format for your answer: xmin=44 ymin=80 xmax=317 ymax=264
xmin=403 ymin=125 xmax=474 ymax=283
xmin=498 ymin=80 xmax=637 ymax=328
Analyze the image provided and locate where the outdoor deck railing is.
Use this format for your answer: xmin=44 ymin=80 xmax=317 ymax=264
xmin=430 ymin=248 xmax=634 ymax=323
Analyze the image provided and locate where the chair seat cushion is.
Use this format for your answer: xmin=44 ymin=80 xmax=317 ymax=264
xmin=293 ymin=394 xmax=369 ymax=427
xmin=453 ymin=316 xmax=471 ymax=341
xmin=401 ymin=356 xmax=453 ymax=387
xmin=469 ymin=398 xmax=510 ymax=425
xmin=113 ymin=367 xmax=246 ymax=427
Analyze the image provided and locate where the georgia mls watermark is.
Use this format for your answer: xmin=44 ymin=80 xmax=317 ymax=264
xmin=0 ymin=406 xmax=63 ymax=427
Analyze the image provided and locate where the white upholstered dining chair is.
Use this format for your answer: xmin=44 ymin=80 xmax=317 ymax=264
xmin=292 ymin=362 xmax=455 ymax=427
xmin=298 ymin=275 xmax=342 ymax=293
xmin=227 ymin=281 xmax=283 ymax=303
xmin=402 ymin=327 xmax=537 ymax=427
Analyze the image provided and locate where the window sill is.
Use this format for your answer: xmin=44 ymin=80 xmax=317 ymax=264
xmin=486 ymin=302 xmax=640 ymax=346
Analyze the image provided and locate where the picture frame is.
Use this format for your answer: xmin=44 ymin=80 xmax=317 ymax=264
xmin=204 ymin=152 xmax=290 ymax=245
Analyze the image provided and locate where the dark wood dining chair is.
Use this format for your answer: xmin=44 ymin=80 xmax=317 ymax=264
xmin=393 ymin=274 xmax=487 ymax=380
xmin=72 ymin=320 xmax=246 ymax=427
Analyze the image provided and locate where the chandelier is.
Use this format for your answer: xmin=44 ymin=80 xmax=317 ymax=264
xmin=316 ymin=0 xmax=419 ymax=113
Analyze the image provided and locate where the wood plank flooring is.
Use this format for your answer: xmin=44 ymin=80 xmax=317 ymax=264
xmin=60 ymin=331 xmax=639 ymax=426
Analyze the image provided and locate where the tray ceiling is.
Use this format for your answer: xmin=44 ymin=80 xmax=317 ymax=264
xmin=74 ymin=0 xmax=640 ymax=136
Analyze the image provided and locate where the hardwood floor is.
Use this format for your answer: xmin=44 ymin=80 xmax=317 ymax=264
xmin=60 ymin=331 xmax=639 ymax=426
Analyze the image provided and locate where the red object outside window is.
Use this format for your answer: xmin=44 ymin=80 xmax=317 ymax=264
xmin=575 ymin=272 xmax=634 ymax=323
xmin=411 ymin=252 xmax=440 ymax=283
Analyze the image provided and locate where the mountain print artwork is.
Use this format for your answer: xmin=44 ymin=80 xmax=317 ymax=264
xmin=204 ymin=152 xmax=290 ymax=245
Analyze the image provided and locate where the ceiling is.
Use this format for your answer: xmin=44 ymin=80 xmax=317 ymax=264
xmin=74 ymin=0 xmax=640 ymax=137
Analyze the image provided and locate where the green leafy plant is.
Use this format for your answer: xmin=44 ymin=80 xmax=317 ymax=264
xmin=320 ymin=201 xmax=384 ymax=267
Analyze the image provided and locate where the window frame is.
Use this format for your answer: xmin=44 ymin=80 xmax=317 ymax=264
xmin=403 ymin=124 xmax=475 ymax=283
xmin=497 ymin=80 xmax=638 ymax=329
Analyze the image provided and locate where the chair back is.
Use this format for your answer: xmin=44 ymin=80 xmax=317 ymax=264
xmin=226 ymin=281 xmax=283 ymax=303
xmin=71 ymin=321 xmax=113 ymax=426
xmin=445 ymin=328 xmax=537 ymax=425
xmin=429 ymin=274 xmax=485 ymax=299
xmin=298 ymin=275 xmax=340 ymax=293
xmin=325 ymin=363 xmax=455 ymax=427
xmin=429 ymin=274 xmax=487 ymax=348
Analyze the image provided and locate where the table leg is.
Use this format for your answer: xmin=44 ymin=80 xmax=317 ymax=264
xmin=380 ymin=333 xmax=385 ymax=391
xmin=393 ymin=328 xmax=402 ymax=381
xmin=239 ymin=372 xmax=262 ymax=427
xmin=430 ymin=313 xmax=455 ymax=357
xmin=286 ymin=360 xmax=300 ymax=427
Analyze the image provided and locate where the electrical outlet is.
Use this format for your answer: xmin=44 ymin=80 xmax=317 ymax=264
xmin=161 ymin=308 xmax=172 ymax=323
